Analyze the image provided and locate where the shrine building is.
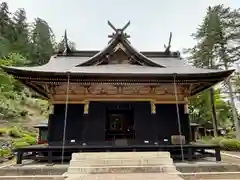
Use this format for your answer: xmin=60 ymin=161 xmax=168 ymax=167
xmin=2 ymin=22 xmax=233 ymax=153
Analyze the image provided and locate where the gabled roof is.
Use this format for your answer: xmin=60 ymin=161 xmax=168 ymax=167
xmin=76 ymin=32 xmax=165 ymax=67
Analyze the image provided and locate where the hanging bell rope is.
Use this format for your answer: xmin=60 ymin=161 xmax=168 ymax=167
xmin=61 ymin=72 xmax=70 ymax=164
xmin=173 ymin=74 xmax=184 ymax=161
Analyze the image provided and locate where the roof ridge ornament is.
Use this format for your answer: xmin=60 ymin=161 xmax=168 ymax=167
xmin=107 ymin=21 xmax=131 ymax=41
xmin=63 ymin=30 xmax=71 ymax=55
xmin=56 ymin=30 xmax=72 ymax=55
xmin=164 ymin=32 xmax=172 ymax=54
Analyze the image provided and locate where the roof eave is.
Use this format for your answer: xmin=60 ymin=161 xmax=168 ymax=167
xmin=2 ymin=66 xmax=234 ymax=81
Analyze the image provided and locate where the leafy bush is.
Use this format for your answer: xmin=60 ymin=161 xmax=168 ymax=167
xmin=22 ymin=131 xmax=37 ymax=138
xmin=200 ymin=137 xmax=240 ymax=151
xmin=14 ymin=135 xmax=37 ymax=146
xmin=22 ymin=135 xmax=37 ymax=145
xmin=13 ymin=141 xmax=29 ymax=148
xmin=34 ymin=99 xmax=50 ymax=117
xmin=209 ymin=137 xmax=225 ymax=145
xmin=0 ymin=149 xmax=12 ymax=157
xmin=0 ymin=128 xmax=7 ymax=136
xmin=225 ymin=131 xmax=236 ymax=139
xmin=220 ymin=139 xmax=240 ymax=151
xmin=8 ymin=126 xmax=22 ymax=138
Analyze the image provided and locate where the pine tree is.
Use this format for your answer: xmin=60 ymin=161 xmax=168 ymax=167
xmin=0 ymin=2 xmax=13 ymax=57
xmin=188 ymin=7 xmax=220 ymax=137
xmin=30 ymin=18 xmax=55 ymax=65
xmin=11 ymin=8 xmax=31 ymax=60
xmin=210 ymin=5 xmax=240 ymax=139
xmin=188 ymin=5 xmax=240 ymax=139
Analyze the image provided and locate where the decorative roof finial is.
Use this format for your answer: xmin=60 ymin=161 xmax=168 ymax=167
xmin=107 ymin=21 xmax=131 ymax=40
xmin=63 ymin=29 xmax=71 ymax=55
xmin=164 ymin=32 xmax=172 ymax=54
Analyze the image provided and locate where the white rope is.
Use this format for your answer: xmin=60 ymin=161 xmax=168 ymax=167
xmin=173 ymin=74 xmax=184 ymax=161
xmin=61 ymin=73 xmax=70 ymax=164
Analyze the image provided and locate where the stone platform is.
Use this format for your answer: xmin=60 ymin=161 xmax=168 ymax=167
xmin=65 ymin=151 xmax=183 ymax=180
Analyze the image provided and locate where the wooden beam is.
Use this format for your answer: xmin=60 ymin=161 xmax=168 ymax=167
xmin=53 ymin=94 xmax=185 ymax=100
xmin=53 ymin=100 xmax=186 ymax=104
xmin=24 ymin=81 xmax=50 ymax=99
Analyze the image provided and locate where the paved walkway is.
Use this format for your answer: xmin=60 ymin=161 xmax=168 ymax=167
xmin=220 ymin=151 xmax=240 ymax=164
xmin=0 ymin=159 xmax=15 ymax=169
xmin=222 ymin=151 xmax=240 ymax=157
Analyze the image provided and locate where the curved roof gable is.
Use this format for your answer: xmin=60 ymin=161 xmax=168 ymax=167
xmin=76 ymin=21 xmax=165 ymax=67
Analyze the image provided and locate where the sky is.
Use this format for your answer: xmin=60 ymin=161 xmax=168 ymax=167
xmin=4 ymin=0 xmax=240 ymax=53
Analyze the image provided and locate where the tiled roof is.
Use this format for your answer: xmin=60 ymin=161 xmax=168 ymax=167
xmin=2 ymin=54 xmax=233 ymax=76
xmin=3 ymin=60 xmax=233 ymax=77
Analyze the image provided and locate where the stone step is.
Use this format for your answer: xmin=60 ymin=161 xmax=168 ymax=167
xmin=0 ymin=175 xmax=65 ymax=180
xmin=65 ymin=173 xmax=184 ymax=180
xmin=67 ymin=165 xmax=178 ymax=174
xmin=69 ymin=158 xmax=173 ymax=166
xmin=72 ymin=152 xmax=171 ymax=159
xmin=72 ymin=156 xmax=172 ymax=161
xmin=69 ymin=161 xmax=173 ymax=167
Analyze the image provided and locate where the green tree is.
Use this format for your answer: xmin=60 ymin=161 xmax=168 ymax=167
xmin=0 ymin=2 xmax=52 ymax=120
xmin=232 ymin=72 xmax=240 ymax=99
xmin=187 ymin=5 xmax=240 ymax=139
xmin=11 ymin=8 xmax=31 ymax=59
xmin=206 ymin=5 xmax=240 ymax=139
xmin=30 ymin=18 xmax=55 ymax=65
xmin=189 ymin=89 xmax=233 ymax=128
xmin=0 ymin=2 xmax=13 ymax=57
xmin=187 ymin=7 xmax=220 ymax=136
xmin=0 ymin=53 xmax=28 ymax=92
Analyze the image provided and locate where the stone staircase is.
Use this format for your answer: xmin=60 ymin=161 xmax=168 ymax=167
xmin=65 ymin=152 xmax=183 ymax=180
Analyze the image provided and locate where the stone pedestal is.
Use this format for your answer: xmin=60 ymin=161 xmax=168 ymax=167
xmin=65 ymin=152 xmax=183 ymax=180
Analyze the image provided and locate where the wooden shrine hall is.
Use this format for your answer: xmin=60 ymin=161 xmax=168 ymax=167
xmin=2 ymin=21 xmax=234 ymax=163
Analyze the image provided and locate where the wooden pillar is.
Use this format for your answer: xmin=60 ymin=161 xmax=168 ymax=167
xmin=82 ymin=101 xmax=89 ymax=142
xmin=184 ymin=97 xmax=189 ymax=114
xmin=185 ymin=97 xmax=192 ymax=143
xmin=84 ymin=101 xmax=89 ymax=115
xmin=16 ymin=151 xmax=23 ymax=164
xmin=150 ymin=101 xmax=156 ymax=114
xmin=150 ymin=101 xmax=158 ymax=141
